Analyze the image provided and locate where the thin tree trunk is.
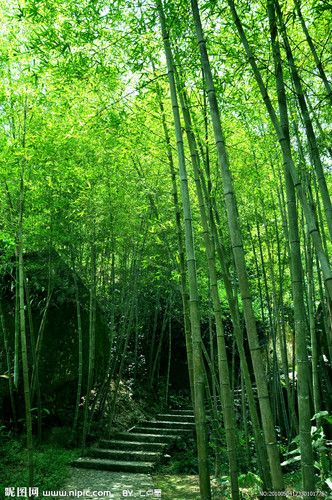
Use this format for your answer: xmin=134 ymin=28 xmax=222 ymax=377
xmin=107 ymin=290 xmax=136 ymax=436
xmin=0 ymin=302 xmax=17 ymax=424
xmin=165 ymin=293 xmax=172 ymax=408
xmin=14 ymin=263 xmax=19 ymax=390
xmin=82 ymin=227 xmax=96 ymax=455
xmin=294 ymin=0 xmax=332 ymax=106
xmin=226 ymin=0 xmax=332 ymax=302
xmin=18 ymin=103 xmax=33 ymax=483
xmin=197 ymin=162 xmax=271 ymax=487
xmin=306 ymin=96 xmax=332 ymax=161
xmin=177 ymin=77 xmax=240 ymax=499
xmin=274 ymin=0 xmax=332 ymax=242
xmin=305 ymin=231 xmax=321 ymax=426
xmin=30 ymin=290 xmax=52 ymax=402
xmin=148 ymin=289 xmax=160 ymax=388
xmin=150 ymin=297 xmax=170 ymax=385
xmin=71 ymin=250 xmax=83 ymax=442
xmin=154 ymin=85 xmax=194 ymax=406
xmin=157 ymin=2 xmax=211 ymax=496
xmin=191 ymin=0 xmax=285 ymax=493
xmin=267 ymin=1 xmax=315 ymax=491
xmin=24 ymin=276 xmax=42 ymax=441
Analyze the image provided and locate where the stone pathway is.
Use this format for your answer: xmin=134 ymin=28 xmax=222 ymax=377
xmin=64 ymin=468 xmax=160 ymax=499
xmin=72 ymin=409 xmax=195 ymax=474
xmin=64 ymin=408 xmax=195 ymax=499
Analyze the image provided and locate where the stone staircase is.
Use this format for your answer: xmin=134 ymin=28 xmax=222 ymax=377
xmin=72 ymin=408 xmax=195 ymax=473
xmin=205 ymin=385 xmax=258 ymax=421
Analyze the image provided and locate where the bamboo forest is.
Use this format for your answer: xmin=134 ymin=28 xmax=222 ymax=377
xmin=0 ymin=0 xmax=331 ymax=498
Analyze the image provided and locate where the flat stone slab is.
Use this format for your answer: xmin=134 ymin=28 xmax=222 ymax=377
xmin=99 ymin=439 xmax=167 ymax=452
xmin=88 ymin=448 xmax=162 ymax=462
xmin=64 ymin=468 xmax=160 ymax=499
xmin=118 ymin=431 xmax=181 ymax=443
xmin=73 ymin=457 xmax=155 ymax=473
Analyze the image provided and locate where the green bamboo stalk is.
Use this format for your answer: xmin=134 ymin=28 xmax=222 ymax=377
xmin=165 ymin=293 xmax=172 ymax=408
xmin=156 ymin=2 xmax=211 ymax=496
xmin=226 ymin=0 xmax=332 ymax=302
xmin=0 ymin=301 xmax=17 ymax=424
xmin=71 ymin=250 xmax=83 ymax=442
xmin=82 ymin=227 xmax=96 ymax=456
xmin=191 ymin=0 xmax=284 ymax=492
xmin=274 ymin=0 xmax=332 ymax=242
xmin=154 ymin=87 xmax=194 ymax=405
xmin=24 ymin=276 xmax=42 ymax=442
xmin=267 ymin=1 xmax=315 ymax=490
xmin=19 ymin=159 xmax=34 ymax=486
xmin=294 ymin=0 xmax=332 ymax=106
xmin=176 ymin=75 xmax=240 ymax=499
xmin=14 ymin=262 xmax=19 ymax=390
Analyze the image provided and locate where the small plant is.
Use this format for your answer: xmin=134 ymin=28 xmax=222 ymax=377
xmin=168 ymin=389 xmax=191 ymax=409
xmin=0 ymin=424 xmax=12 ymax=438
xmin=238 ymin=471 xmax=263 ymax=489
xmin=158 ymin=445 xmax=198 ymax=474
xmin=281 ymin=412 xmax=332 ymax=495
xmin=212 ymin=476 xmax=231 ymax=499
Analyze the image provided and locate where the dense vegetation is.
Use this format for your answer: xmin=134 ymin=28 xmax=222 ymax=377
xmin=0 ymin=0 xmax=332 ymax=498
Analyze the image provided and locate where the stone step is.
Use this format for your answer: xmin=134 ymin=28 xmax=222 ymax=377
xmin=136 ymin=420 xmax=195 ymax=430
xmin=166 ymin=412 xmax=194 ymax=418
xmin=114 ymin=432 xmax=181 ymax=443
xmin=71 ymin=407 xmax=195 ymax=474
xmin=131 ymin=426 xmax=192 ymax=436
xmin=156 ymin=413 xmax=195 ymax=422
xmin=167 ymin=408 xmax=194 ymax=413
xmin=98 ymin=439 xmax=167 ymax=452
xmin=88 ymin=448 xmax=162 ymax=463
xmin=72 ymin=457 xmax=155 ymax=474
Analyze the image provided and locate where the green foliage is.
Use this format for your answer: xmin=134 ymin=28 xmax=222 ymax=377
xmin=282 ymin=423 xmax=332 ymax=494
xmin=238 ymin=471 xmax=263 ymax=489
xmin=211 ymin=476 xmax=231 ymax=499
xmin=312 ymin=411 xmax=332 ymax=425
xmin=167 ymin=389 xmax=191 ymax=410
xmin=17 ymin=407 xmax=50 ymax=426
xmin=217 ymin=472 xmax=264 ymax=498
xmin=0 ymin=433 xmax=80 ymax=493
xmin=158 ymin=444 xmax=198 ymax=474
xmin=0 ymin=0 xmax=331 ymax=493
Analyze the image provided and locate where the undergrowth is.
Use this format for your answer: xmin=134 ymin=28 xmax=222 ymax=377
xmin=0 ymin=430 xmax=80 ymax=497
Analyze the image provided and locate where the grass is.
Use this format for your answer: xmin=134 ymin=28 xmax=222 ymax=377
xmin=153 ymin=474 xmax=225 ymax=499
xmin=0 ymin=432 xmax=80 ymax=499
xmin=153 ymin=472 xmax=331 ymax=499
xmin=154 ymin=445 xmax=331 ymax=499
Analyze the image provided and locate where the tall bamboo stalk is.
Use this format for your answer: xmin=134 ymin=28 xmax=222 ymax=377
xmin=71 ymin=249 xmax=83 ymax=442
xmin=193 ymin=132 xmax=271 ymax=487
xmin=294 ymin=0 xmax=332 ymax=106
xmin=191 ymin=0 xmax=285 ymax=493
xmin=226 ymin=0 xmax=332 ymax=302
xmin=153 ymin=82 xmax=194 ymax=405
xmin=0 ymin=301 xmax=16 ymax=424
xmin=24 ymin=276 xmax=42 ymax=441
xmin=176 ymin=76 xmax=240 ymax=499
xmin=14 ymin=263 xmax=19 ymax=390
xmin=274 ymin=0 xmax=332 ymax=242
xmin=267 ymin=1 xmax=315 ymax=490
xmin=18 ymin=100 xmax=33 ymax=484
xmin=82 ymin=226 xmax=96 ymax=455
xmin=157 ymin=2 xmax=211 ymax=496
